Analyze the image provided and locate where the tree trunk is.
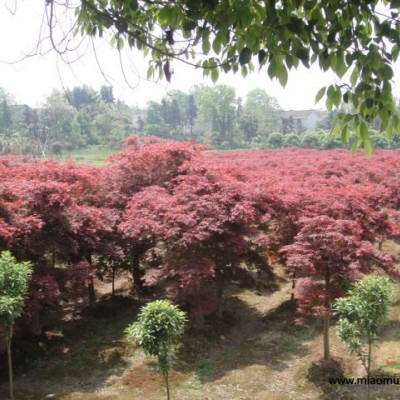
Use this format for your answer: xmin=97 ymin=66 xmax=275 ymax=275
xmin=190 ymin=303 xmax=204 ymax=330
xmin=111 ymin=264 xmax=116 ymax=297
xmin=6 ymin=324 xmax=14 ymax=400
xmin=290 ymin=270 xmax=297 ymax=303
xmin=323 ymin=271 xmax=331 ymax=361
xmin=215 ymin=274 xmax=225 ymax=318
xmin=30 ymin=310 xmax=42 ymax=335
xmin=190 ymin=285 xmax=204 ymax=329
xmin=367 ymin=340 xmax=372 ymax=400
xmin=86 ymin=253 xmax=96 ymax=307
xmin=130 ymin=252 xmax=144 ymax=290
xmin=87 ymin=279 xmax=96 ymax=308
xmin=323 ymin=311 xmax=330 ymax=361
xmin=163 ymin=370 xmax=170 ymax=400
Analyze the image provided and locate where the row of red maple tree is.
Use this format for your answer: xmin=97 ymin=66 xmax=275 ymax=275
xmin=1 ymin=137 xmax=399 ymax=359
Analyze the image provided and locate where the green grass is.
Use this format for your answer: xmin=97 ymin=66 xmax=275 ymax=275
xmin=60 ymin=146 xmax=117 ymax=165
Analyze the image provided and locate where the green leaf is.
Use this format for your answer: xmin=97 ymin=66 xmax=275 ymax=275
xmin=351 ymin=138 xmax=362 ymax=155
xmin=147 ymin=65 xmax=154 ymax=80
xmin=288 ymin=17 xmax=303 ymax=34
xmin=117 ymin=37 xmax=124 ymax=50
xmin=326 ymin=96 xmax=333 ymax=112
xmin=350 ymin=67 xmax=358 ymax=86
xmin=157 ymin=6 xmax=176 ymax=27
xmin=267 ymin=58 xmax=278 ymax=79
xmin=381 ymin=64 xmax=394 ymax=80
xmin=258 ymin=50 xmax=267 ymax=65
xmin=340 ymin=125 xmax=350 ymax=142
xmin=182 ymin=19 xmax=197 ymax=31
xmin=332 ymin=88 xmax=342 ymax=108
xmin=335 ymin=54 xmax=347 ymax=78
xmin=359 ymin=121 xmax=369 ymax=140
xmin=276 ymin=64 xmax=288 ymax=87
xmin=364 ymin=138 xmax=373 ymax=155
xmin=326 ymin=85 xmax=336 ymax=111
xmin=391 ymin=45 xmax=400 ymax=61
xmin=295 ymin=48 xmax=309 ymax=61
xmin=393 ymin=115 xmax=400 ymax=133
xmin=331 ymin=124 xmax=341 ymax=137
xmin=246 ymin=31 xmax=258 ymax=52
xmin=202 ymin=38 xmax=211 ymax=54
xmin=211 ymin=68 xmax=219 ymax=83
xmin=239 ymin=47 xmax=252 ymax=65
xmin=315 ymin=87 xmax=326 ymax=104
xmin=212 ymin=36 xmax=222 ymax=54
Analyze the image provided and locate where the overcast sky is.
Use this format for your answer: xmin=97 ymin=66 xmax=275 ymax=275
xmin=1 ymin=0 xmax=398 ymax=110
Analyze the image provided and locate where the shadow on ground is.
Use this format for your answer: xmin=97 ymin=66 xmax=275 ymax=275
xmin=174 ymin=286 xmax=322 ymax=385
xmin=0 ymin=294 xmax=144 ymax=399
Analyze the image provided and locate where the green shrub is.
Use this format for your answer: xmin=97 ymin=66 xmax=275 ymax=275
xmin=125 ymin=300 xmax=187 ymax=400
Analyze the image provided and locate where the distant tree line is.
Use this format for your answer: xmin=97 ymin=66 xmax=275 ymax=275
xmin=142 ymin=85 xmax=282 ymax=149
xmin=0 ymin=85 xmax=135 ymax=157
xmin=255 ymin=129 xmax=400 ymax=150
xmin=1 ymin=84 xmax=400 ymax=155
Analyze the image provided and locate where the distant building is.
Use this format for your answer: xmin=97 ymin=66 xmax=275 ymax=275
xmin=265 ymin=109 xmax=328 ymax=133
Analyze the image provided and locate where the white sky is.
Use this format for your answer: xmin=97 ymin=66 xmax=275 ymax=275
xmin=1 ymin=0 xmax=399 ymax=110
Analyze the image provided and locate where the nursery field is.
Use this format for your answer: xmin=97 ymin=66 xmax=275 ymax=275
xmin=1 ymin=138 xmax=400 ymax=399
xmin=1 ymin=270 xmax=400 ymax=400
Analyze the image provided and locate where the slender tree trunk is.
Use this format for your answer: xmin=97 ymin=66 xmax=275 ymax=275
xmin=30 ymin=310 xmax=41 ymax=335
xmin=190 ymin=303 xmax=204 ymax=330
xmin=323 ymin=271 xmax=331 ymax=361
xmin=367 ymin=340 xmax=372 ymax=400
xmin=290 ymin=270 xmax=297 ymax=303
xmin=87 ymin=279 xmax=96 ymax=308
xmin=130 ymin=252 xmax=144 ymax=290
xmin=111 ymin=265 xmax=115 ymax=297
xmin=86 ymin=253 xmax=96 ymax=307
xmin=163 ymin=370 xmax=170 ymax=400
xmin=190 ymin=285 xmax=204 ymax=329
xmin=215 ymin=274 xmax=225 ymax=318
xmin=6 ymin=324 xmax=14 ymax=400
xmin=323 ymin=312 xmax=330 ymax=361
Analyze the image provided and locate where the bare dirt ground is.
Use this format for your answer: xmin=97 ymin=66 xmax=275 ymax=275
xmin=1 ymin=267 xmax=400 ymax=400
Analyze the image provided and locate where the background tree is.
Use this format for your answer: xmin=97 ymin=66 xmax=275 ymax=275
xmin=300 ymin=131 xmax=321 ymax=149
xmin=99 ymin=85 xmax=115 ymax=104
xmin=194 ymin=85 xmax=237 ymax=146
xmin=239 ymin=111 xmax=258 ymax=142
xmin=125 ymin=300 xmax=187 ymax=400
xmin=244 ymin=88 xmax=280 ymax=137
xmin=0 ymin=251 xmax=32 ymax=400
xmin=145 ymin=101 xmax=169 ymax=138
xmin=66 ymin=85 xmax=98 ymax=110
xmin=41 ymin=90 xmax=76 ymax=155
xmin=267 ymin=132 xmax=284 ymax=149
xmin=284 ymin=133 xmax=301 ymax=147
